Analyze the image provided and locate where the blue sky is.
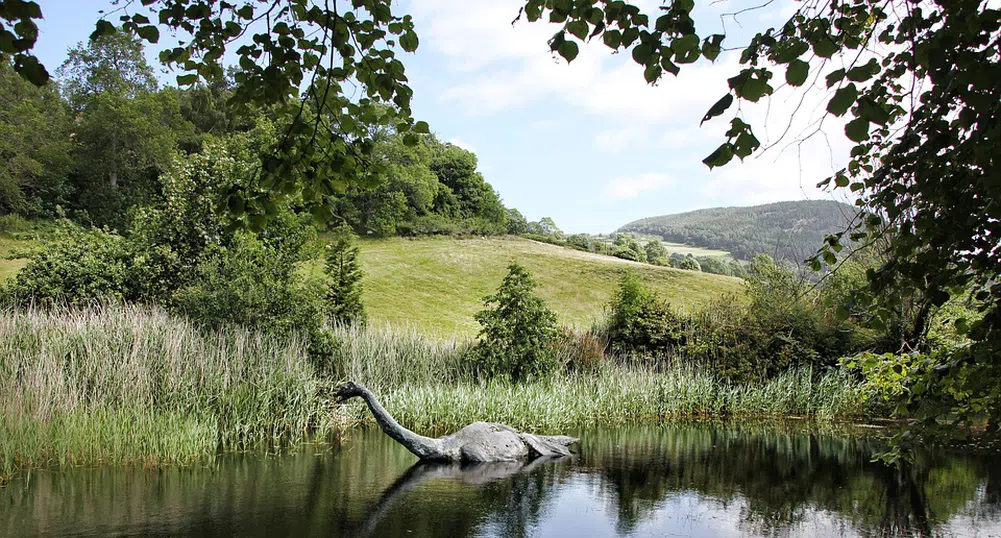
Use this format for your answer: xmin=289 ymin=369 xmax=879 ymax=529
xmin=31 ymin=0 xmax=853 ymax=234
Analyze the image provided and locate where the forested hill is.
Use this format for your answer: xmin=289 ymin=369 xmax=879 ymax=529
xmin=618 ymin=200 xmax=858 ymax=264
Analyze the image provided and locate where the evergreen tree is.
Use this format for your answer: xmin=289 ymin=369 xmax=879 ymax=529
xmin=323 ymin=225 xmax=365 ymax=325
xmin=473 ymin=262 xmax=558 ymax=382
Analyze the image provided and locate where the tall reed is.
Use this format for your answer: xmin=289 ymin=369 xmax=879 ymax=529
xmin=328 ymin=326 xmax=872 ymax=434
xmin=328 ymin=323 xmax=474 ymax=390
xmin=350 ymin=366 xmax=868 ymax=435
xmin=0 ymin=304 xmax=337 ymax=483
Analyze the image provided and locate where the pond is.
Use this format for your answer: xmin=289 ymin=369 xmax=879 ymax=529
xmin=2 ymin=422 xmax=1000 ymax=537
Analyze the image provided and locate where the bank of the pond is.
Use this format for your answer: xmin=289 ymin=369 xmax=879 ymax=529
xmin=1 ymin=306 xmax=880 ymax=484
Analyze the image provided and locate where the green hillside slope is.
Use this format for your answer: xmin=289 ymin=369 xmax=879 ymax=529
xmin=330 ymin=236 xmax=744 ymax=336
xmin=1 ymin=229 xmax=744 ymax=337
xmin=619 ymin=200 xmax=858 ymax=264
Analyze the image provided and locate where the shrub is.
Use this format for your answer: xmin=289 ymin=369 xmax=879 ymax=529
xmin=472 ymin=262 xmax=558 ymax=381
xmin=678 ymin=256 xmax=701 ymax=271
xmin=2 ymin=222 xmax=136 ymax=304
xmin=613 ymin=246 xmax=640 ymax=261
xmin=551 ymin=327 xmax=607 ymax=374
xmin=606 ymin=273 xmax=684 ymax=358
xmin=172 ymin=232 xmax=325 ymax=327
xmin=0 ymin=175 xmax=27 ymax=215
xmin=842 ymin=351 xmax=911 ymax=416
xmin=0 ymin=213 xmax=29 ymax=234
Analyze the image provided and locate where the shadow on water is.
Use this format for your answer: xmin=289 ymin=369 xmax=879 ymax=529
xmin=2 ymin=422 xmax=1000 ymax=538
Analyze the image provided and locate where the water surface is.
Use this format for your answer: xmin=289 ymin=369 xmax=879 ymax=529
xmin=2 ymin=422 xmax=999 ymax=537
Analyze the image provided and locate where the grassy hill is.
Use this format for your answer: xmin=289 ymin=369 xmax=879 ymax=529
xmin=0 ymin=225 xmax=744 ymax=336
xmin=619 ymin=200 xmax=858 ymax=264
xmin=338 ymin=236 xmax=744 ymax=335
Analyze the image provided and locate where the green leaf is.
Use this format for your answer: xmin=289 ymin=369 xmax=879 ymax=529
xmin=844 ymin=117 xmax=870 ymax=142
xmin=603 ymin=30 xmax=622 ymax=49
xmin=412 ymin=120 xmax=430 ymax=134
xmin=773 ymin=41 xmax=810 ymax=64
xmin=670 ymin=34 xmax=699 ymax=58
xmin=703 ymin=143 xmax=734 ymax=169
xmin=847 ymin=59 xmax=880 ymax=82
xmin=785 ymin=59 xmax=809 ymax=86
xmin=400 ymin=31 xmax=419 ymax=52
xmin=643 ymin=64 xmax=662 ymax=83
xmin=733 ymin=131 xmax=760 ymax=159
xmin=734 ymin=73 xmax=771 ymax=102
xmin=702 ymin=34 xmax=724 ymax=61
xmin=631 ymin=43 xmax=653 ymax=65
xmin=90 ymin=20 xmax=116 ymax=41
xmin=227 ymin=194 xmax=245 ymax=215
xmin=700 ymin=93 xmax=733 ymax=125
xmin=558 ymin=40 xmax=579 ymax=62
xmin=827 ymin=84 xmax=858 ymax=116
xmin=176 ymin=73 xmax=199 ymax=85
xmin=14 ymin=54 xmax=48 ymax=86
xmin=567 ymin=20 xmax=588 ymax=40
xmin=136 ymin=25 xmax=159 ymax=43
xmin=403 ymin=133 xmax=420 ymax=146
xmin=825 ymin=68 xmax=845 ymax=88
xmin=812 ymin=37 xmax=837 ymax=58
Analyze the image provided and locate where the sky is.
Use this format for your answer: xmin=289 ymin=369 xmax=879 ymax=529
xmin=31 ymin=0 xmax=856 ymax=234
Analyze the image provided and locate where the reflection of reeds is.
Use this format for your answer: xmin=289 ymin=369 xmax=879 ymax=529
xmin=0 ymin=304 xmax=340 ymax=484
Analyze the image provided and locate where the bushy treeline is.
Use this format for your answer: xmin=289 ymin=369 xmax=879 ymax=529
xmin=0 ymin=35 xmax=512 ymax=238
xmin=1 ymin=121 xmax=363 ymax=358
xmin=519 ymin=217 xmax=746 ymax=277
xmin=619 ymin=200 xmax=857 ymax=264
xmin=330 ymin=132 xmax=508 ymax=238
xmin=467 ymin=251 xmax=974 ymax=404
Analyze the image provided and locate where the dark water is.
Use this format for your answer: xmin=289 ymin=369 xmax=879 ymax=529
xmin=2 ymin=423 xmax=1000 ymax=538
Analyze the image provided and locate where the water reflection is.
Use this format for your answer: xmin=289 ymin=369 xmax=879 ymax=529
xmin=1 ymin=423 xmax=999 ymax=538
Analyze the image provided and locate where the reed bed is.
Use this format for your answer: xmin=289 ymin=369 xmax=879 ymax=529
xmin=0 ymin=304 xmax=337 ymax=483
xmin=348 ymin=367 xmax=868 ymax=435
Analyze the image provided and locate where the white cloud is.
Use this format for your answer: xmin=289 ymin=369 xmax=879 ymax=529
xmin=594 ymin=127 xmax=646 ymax=153
xmin=447 ymin=137 xmax=476 ymax=153
xmin=409 ymin=0 xmax=859 ymax=209
xmin=605 ymin=173 xmax=674 ymax=200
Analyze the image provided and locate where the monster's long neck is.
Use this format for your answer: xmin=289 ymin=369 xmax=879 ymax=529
xmin=357 ymin=387 xmax=444 ymax=460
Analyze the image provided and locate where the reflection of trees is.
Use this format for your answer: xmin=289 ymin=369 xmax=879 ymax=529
xmin=576 ymin=422 xmax=999 ymax=537
xmin=0 ymin=427 xmax=570 ymax=538
xmin=2 ymin=423 xmax=998 ymax=538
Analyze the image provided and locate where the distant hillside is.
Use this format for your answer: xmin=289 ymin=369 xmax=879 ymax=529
xmin=2 ymin=226 xmax=744 ymax=337
xmin=619 ymin=200 xmax=858 ymax=264
xmin=305 ymin=236 xmax=744 ymax=336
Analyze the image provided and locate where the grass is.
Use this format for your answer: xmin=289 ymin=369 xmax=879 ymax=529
xmin=0 ymin=216 xmax=54 ymax=282
xmin=660 ymin=241 xmax=730 ymax=257
xmin=0 ymin=221 xmax=744 ymax=336
xmin=313 ymin=235 xmax=745 ymax=336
